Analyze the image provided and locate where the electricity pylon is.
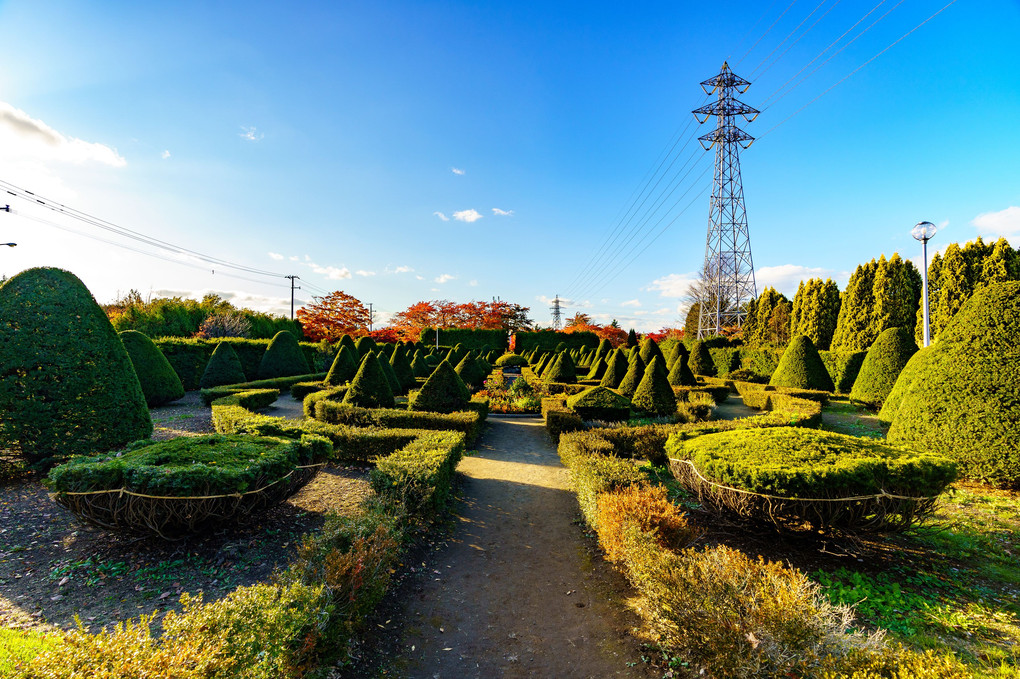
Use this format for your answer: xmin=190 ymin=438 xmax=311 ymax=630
xmin=550 ymin=295 xmax=563 ymax=330
xmin=692 ymin=62 xmax=758 ymax=338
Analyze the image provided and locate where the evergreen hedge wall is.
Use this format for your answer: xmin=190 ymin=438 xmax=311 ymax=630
xmin=418 ymin=328 xmax=508 ymax=351
xmin=513 ymin=330 xmax=599 ymax=353
xmin=154 ymin=337 xmax=326 ymax=390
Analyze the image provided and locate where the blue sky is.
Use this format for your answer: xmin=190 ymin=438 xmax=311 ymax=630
xmin=1 ymin=0 xmax=1018 ymax=332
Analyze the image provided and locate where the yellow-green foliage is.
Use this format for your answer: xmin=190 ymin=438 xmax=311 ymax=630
xmin=820 ymin=644 xmax=971 ymax=678
xmin=850 ymin=326 xmax=918 ymax=409
xmin=557 ymin=431 xmax=644 ymax=530
xmin=596 ymin=484 xmax=698 ymax=563
xmin=566 ymin=386 xmax=631 ymax=421
xmin=370 ymin=431 xmax=465 ymax=513
xmin=119 ymin=330 xmax=185 ymax=406
xmin=1 ymin=628 xmax=59 ymax=675
xmin=770 ymin=335 xmax=835 ymax=392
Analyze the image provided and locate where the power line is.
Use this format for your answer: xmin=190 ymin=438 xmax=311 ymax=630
xmin=750 ymin=0 xmax=845 ymax=81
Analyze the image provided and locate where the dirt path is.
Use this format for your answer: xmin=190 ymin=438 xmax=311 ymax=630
xmin=347 ymin=417 xmax=654 ymax=679
xmin=711 ymin=394 xmax=756 ymax=420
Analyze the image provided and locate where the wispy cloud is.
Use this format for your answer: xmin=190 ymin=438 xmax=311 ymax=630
xmin=972 ymin=206 xmax=1020 ymax=237
xmin=268 ymin=252 xmax=284 ymax=261
xmin=453 ymin=209 xmax=483 ymax=223
xmin=416 ymin=275 xmax=425 ymax=280
xmin=0 ymin=101 xmax=126 ymax=167
xmin=289 ymin=255 xmax=299 ymax=262
xmin=492 ymin=208 xmax=514 ymax=217
xmin=469 ymin=279 xmax=478 ymax=286
xmin=451 ymin=167 xmax=465 ymax=175
xmin=239 ymin=126 xmax=264 ymax=142
xmin=161 ymin=150 xmax=171 ymax=160
xmin=433 ymin=211 xmax=450 ymax=221
xmin=355 ymin=270 xmax=375 ymax=277
xmin=756 ymin=264 xmax=844 ymax=296
xmin=646 ymin=272 xmax=698 ymax=298
xmin=620 ymin=299 xmax=641 ymax=307
xmin=303 ymin=258 xmax=351 ymax=280
xmin=389 ymin=265 xmax=414 ymax=274
xmin=434 ymin=274 xmax=455 ymax=284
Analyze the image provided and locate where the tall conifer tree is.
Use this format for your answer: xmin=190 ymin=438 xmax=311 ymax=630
xmin=831 ymin=260 xmax=877 ymax=352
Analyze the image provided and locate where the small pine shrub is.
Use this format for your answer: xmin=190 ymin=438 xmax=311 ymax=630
xmin=626 ymin=329 xmax=638 ymax=347
xmin=596 ymin=484 xmax=698 ymax=563
xmin=544 ymin=352 xmax=577 ymax=384
xmin=408 ymin=360 xmax=470 ymax=413
xmin=584 ymin=355 xmax=607 ymax=380
xmin=617 ymin=353 xmax=646 ymax=399
xmin=341 ymin=352 xmax=395 ymax=408
xmin=338 ymin=333 xmax=358 ymax=356
xmin=632 ymin=356 xmax=677 ymax=416
xmin=410 ymin=349 xmax=431 ymax=378
xmin=769 ymin=335 xmax=835 ymax=392
xmin=200 ymin=341 xmax=247 ymax=389
xmin=849 ymin=326 xmax=918 ymax=409
xmin=376 ymin=352 xmax=403 ymax=395
xmin=120 ymin=330 xmax=185 ymax=407
xmin=454 ymin=355 xmax=487 ymax=390
xmin=324 ymin=345 xmax=359 ymax=386
xmin=258 ymin=331 xmax=310 ymax=380
xmin=667 ymin=351 xmax=697 ymax=387
xmin=688 ymin=340 xmax=716 ymax=376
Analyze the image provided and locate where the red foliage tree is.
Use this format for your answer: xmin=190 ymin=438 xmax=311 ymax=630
xmin=296 ymin=290 xmax=371 ymax=342
xmin=388 ymin=299 xmax=532 ymax=341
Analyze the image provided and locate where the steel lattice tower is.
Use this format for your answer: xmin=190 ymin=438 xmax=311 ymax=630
xmin=550 ymin=295 xmax=563 ymax=330
xmin=692 ymin=62 xmax=758 ymax=338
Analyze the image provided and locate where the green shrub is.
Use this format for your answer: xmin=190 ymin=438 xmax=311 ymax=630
xmin=376 ymin=351 xmax=403 ymax=395
xmin=664 ymin=341 xmax=688 ymax=370
xmin=543 ymin=352 xmax=577 ymax=384
xmin=632 ymin=356 xmax=677 ymax=416
xmin=513 ymin=329 xmax=598 ymax=354
xmin=583 ymin=355 xmax=607 ymax=380
xmin=341 ymin=352 xmax=395 ymax=409
xmin=210 ymin=389 xmax=281 ymax=410
xmin=325 ymin=345 xmax=359 ymax=386
xmin=389 ymin=344 xmax=417 ymax=391
xmin=258 ymin=331 xmax=310 ymax=380
xmin=370 ymin=431 xmax=465 ymax=514
xmin=849 ymin=326 xmax=918 ymax=409
xmin=316 ymin=398 xmax=485 ymax=447
xmin=667 ymin=350 xmax=697 ymax=386
xmin=885 ymin=281 xmax=1020 ymax=487
xmin=290 ymin=381 xmax=326 ymax=401
xmin=566 ymin=386 xmax=631 ymax=421
xmin=200 ymin=342 xmax=248 ymax=389
xmin=769 ymin=335 xmax=835 ymax=392
xmin=599 ymin=348 xmax=628 ymax=388
xmin=739 ymin=347 xmax=783 ymax=379
xmin=355 ymin=335 xmax=376 ymax=358
xmin=495 ymin=353 xmax=528 ymax=367
xmin=638 ymin=337 xmax=665 ymax=367
xmin=688 ymin=340 xmax=716 ymax=376
xmin=0 ymin=267 xmax=152 ymax=468
xmin=120 ymin=330 xmax=185 ymax=406
xmin=819 ymin=350 xmax=867 ymax=394
xmin=709 ymin=347 xmax=741 ymax=377
xmin=557 ymin=432 xmax=644 ymax=529
xmin=542 ymin=397 xmax=583 ymax=441
xmin=454 ymin=354 xmax=487 ymax=390
xmin=410 ymin=349 xmax=431 ymax=377
xmin=199 ymin=373 xmax=325 ymax=405
xmin=617 ymin=353 xmax=646 ymax=399
xmin=408 ymin=359 xmax=470 ymax=413
xmin=596 ymin=484 xmax=699 ymax=564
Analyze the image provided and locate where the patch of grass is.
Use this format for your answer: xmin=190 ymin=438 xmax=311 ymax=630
xmin=0 ymin=628 xmax=58 ymax=674
xmin=820 ymin=397 xmax=888 ymax=439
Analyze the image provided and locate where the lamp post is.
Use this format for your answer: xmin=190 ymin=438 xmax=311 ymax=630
xmin=912 ymin=221 xmax=938 ymax=347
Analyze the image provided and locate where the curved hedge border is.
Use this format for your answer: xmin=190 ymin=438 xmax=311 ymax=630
xmin=312 ymin=394 xmax=487 ymax=446
xmin=199 ymin=372 xmax=326 ymax=405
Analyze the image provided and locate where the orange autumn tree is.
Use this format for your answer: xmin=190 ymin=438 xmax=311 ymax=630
xmin=390 ymin=299 xmax=531 ymax=341
xmin=562 ymin=313 xmax=629 ymax=347
xmin=296 ymin=290 xmax=371 ymax=342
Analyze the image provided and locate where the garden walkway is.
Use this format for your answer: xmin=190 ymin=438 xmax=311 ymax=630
xmin=345 ymin=417 xmax=654 ymax=678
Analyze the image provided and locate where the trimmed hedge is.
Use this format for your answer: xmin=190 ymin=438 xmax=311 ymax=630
xmin=688 ymin=340 xmax=716 ymax=376
xmin=454 ymin=354 xmax=487 ymax=390
xmin=389 ymin=344 xmax=417 ymax=392
xmin=632 ymin=356 xmax=677 ymax=416
xmin=819 ymin=350 xmax=867 ymax=394
xmin=409 ymin=359 xmax=470 ymax=413
xmin=667 ymin=350 xmax=698 ymax=387
xmin=199 ymin=373 xmax=326 ymax=406
xmin=739 ymin=348 xmax=784 ymax=379
xmin=618 ymin=353 xmax=646 ymax=399
xmin=120 ymin=330 xmax=185 ymax=407
xmin=325 ymin=345 xmax=359 ymax=386
xmin=420 ymin=328 xmax=508 ymax=351
xmin=370 ymin=431 xmax=466 ymax=513
xmin=315 ymin=399 xmax=486 ymax=447
xmin=495 ymin=353 xmax=528 ymax=367
xmin=769 ymin=335 xmax=834 ymax=392
xmin=599 ymin=348 xmax=629 ymax=388
xmin=708 ymin=347 xmax=741 ymax=377
xmin=0 ymin=267 xmax=152 ymax=467
xmin=544 ymin=352 xmax=577 ymax=384
xmin=850 ymin=326 xmax=918 ymax=409
xmin=200 ymin=341 xmax=247 ymax=389
xmin=258 ymin=331 xmax=311 ymax=380
xmin=154 ymin=337 xmax=321 ymax=390
xmin=342 ymin=353 xmax=395 ymax=409
xmin=513 ymin=330 xmax=599 ymax=353
xmin=542 ymin=397 xmax=583 ymax=442
xmin=566 ymin=386 xmax=632 ymax=421
xmin=557 ymin=431 xmax=645 ymax=530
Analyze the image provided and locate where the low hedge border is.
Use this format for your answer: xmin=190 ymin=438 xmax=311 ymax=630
xmin=210 ymin=389 xmax=280 ymax=410
xmin=313 ymin=398 xmax=486 ymax=447
xmin=542 ymin=396 xmax=583 ymax=442
xmin=370 ymin=431 xmax=466 ymax=514
xmin=522 ymin=367 xmax=586 ymax=396
xmin=200 ymin=373 xmax=326 ymax=405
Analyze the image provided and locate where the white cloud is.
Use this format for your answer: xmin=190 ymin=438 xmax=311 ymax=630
xmin=289 ymin=255 xmax=299 ymax=262
xmin=390 ymin=265 xmax=414 ymax=274
xmin=469 ymin=279 xmax=478 ymax=286
xmin=161 ymin=150 xmax=171 ymax=160
xmin=972 ymin=206 xmax=1020 ymax=237
xmin=451 ymin=167 xmax=465 ymax=175
xmin=433 ymin=211 xmax=449 ymax=221
xmin=620 ymin=299 xmax=641 ymax=307
xmin=304 ymin=259 xmax=351 ymax=280
xmin=355 ymin=270 xmax=375 ymax=277
xmin=492 ymin=208 xmax=514 ymax=217
xmin=268 ymin=252 xmax=284 ymax=260
xmin=0 ymin=101 xmax=127 ymax=167
xmin=646 ymin=272 xmax=699 ymax=298
xmin=453 ymin=209 xmax=483 ymax=223
xmin=434 ymin=274 xmax=455 ymax=284
xmin=416 ymin=275 xmax=425 ymax=280
xmin=239 ymin=126 xmax=264 ymax=142
xmin=756 ymin=264 xmax=839 ymax=296
xmin=431 ymin=287 xmax=440 ymax=292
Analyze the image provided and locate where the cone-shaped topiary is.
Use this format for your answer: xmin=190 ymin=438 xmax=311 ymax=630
xmin=599 ymin=348 xmax=629 ymax=388
xmin=769 ymin=335 xmax=834 ymax=391
xmin=544 ymin=352 xmax=577 ymax=384
xmin=200 ymin=341 xmax=247 ymax=388
xmin=626 ymin=329 xmax=638 ymax=348
xmin=455 ymin=354 xmax=487 ymax=390
xmin=567 ymin=386 xmax=632 ymax=421
xmin=638 ymin=337 xmax=665 ymax=368
xmin=376 ymin=351 xmax=404 ymax=395
xmin=849 ymin=326 xmax=918 ymax=409
xmin=0 ymin=267 xmax=152 ymax=467
xmin=378 ymin=343 xmax=395 ymax=359
xmin=120 ymin=330 xmax=185 ymax=407
xmin=555 ymin=342 xmax=568 ymax=353
xmin=337 ymin=334 xmax=357 ymax=357
xmin=324 ymin=344 xmax=359 ymax=386
xmin=411 ymin=349 xmax=431 ymax=378
xmin=390 ymin=344 xmax=417 ymax=391
xmin=584 ymin=355 xmax=607 ymax=381
xmin=688 ymin=340 xmax=716 ymax=377
xmin=534 ymin=352 xmax=552 ymax=376
xmin=594 ymin=338 xmax=612 ymax=363
xmin=409 ymin=359 xmax=470 ymax=413
xmin=618 ymin=353 xmax=646 ymax=399
xmin=632 ymin=356 xmax=677 ymax=416
xmin=665 ymin=341 xmax=688 ymax=370
xmin=885 ymin=282 xmax=1020 ymax=487
xmin=355 ymin=335 xmax=377 ymax=358
xmin=258 ymin=330 xmax=310 ymax=379
xmin=342 ymin=352 xmax=395 ymax=408
xmin=667 ymin=351 xmax=698 ymax=387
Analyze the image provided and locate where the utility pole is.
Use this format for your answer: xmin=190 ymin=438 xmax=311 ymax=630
xmin=550 ymin=295 xmax=563 ymax=330
xmin=368 ymin=303 xmax=374 ymax=332
xmin=285 ymin=275 xmax=300 ymax=319
xmin=693 ymin=62 xmax=758 ymax=338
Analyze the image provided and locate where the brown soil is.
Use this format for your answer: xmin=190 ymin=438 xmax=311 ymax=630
xmin=339 ymin=417 xmax=656 ymax=679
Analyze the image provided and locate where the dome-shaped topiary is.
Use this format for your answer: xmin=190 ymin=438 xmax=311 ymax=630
xmin=0 ymin=267 xmax=152 ymax=467
xmin=617 ymin=353 xmax=646 ymax=399
xmin=769 ymin=335 xmax=834 ymax=391
xmin=544 ymin=352 xmax=577 ymax=384
xmin=324 ymin=344 xmax=359 ymax=386
xmin=638 ymin=337 xmax=665 ymax=368
xmin=632 ymin=356 xmax=677 ymax=416
xmin=566 ymin=386 xmax=632 ymax=421
xmin=455 ymin=354 xmax=487 ymax=390
xmin=355 ymin=335 xmax=377 ymax=358
xmin=495 ymin=353 xmax=528 ymax=367
xmin=599 ymin=348 xmax=629 ymax=388
xmin=849 ymin=326 xmax=918 ymax=409
xmin=200 ymin=341 xmax=247 ymax=388
xmin=390 ymin=344 xmax=417 ymax=391
xmin=258 ymin=331 xmax=310 ymax=379
xmin=667 ymin=351 xmax=698 ymax=387
xmin=342 ymin=352 xmax=395 ymax=409
xmin=884 ymin=282 xmax=1020 ymax=487
xmin=687 ymin=340 xmax=716 ymax=377
xmin=409 ymin=359 xmax=470 ymax=413
xmin=120 ymin=330 xmax=185 ymax=407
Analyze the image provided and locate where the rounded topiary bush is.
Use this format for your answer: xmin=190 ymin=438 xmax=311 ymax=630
xmin=120 ymin=330 xmax=185 ymax=407
xmin=666 ymin=427 xmax=956 ymax=531
xmin=567 ymin=386 xmax=631 ymax=421
xmin=48 ymin=433 xmax=329 ymax=536
xmin=200 ymin=341 xmax=247 ymax=388
xmin=355 ymin=335 xmax=377 ymax=358
xmin=325 ymin=345 xmax=359 ymax=386
xmin=495 ymin=353 xmax=528 ymax=368
xmin=342 ymin=352 xmax=395 ymax=408
xmin=884 ymin=282 xmax=1020 ymax=487
xmin=409 ymin=359 xmax=470 ymax=413
xmin=632 ymin=356 xmax=678 ymax=416
xmin=849 ymin=327 xmax=918 ymax=409
xmin=544 ymin=352 xmax=577 ymax=384
xmin=769 ymin=335 xmax=834 ymax=392
xmin=258 ymin=331 xmax=310 ymax=379
xmin=688 ymin=340 xmax=716 ymax=377
xmin=0 ymin=267 xmax=152 ymax=467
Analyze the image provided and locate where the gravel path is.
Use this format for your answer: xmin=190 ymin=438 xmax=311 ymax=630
xmin=353 ymin=417 xmax=653 ymax=679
